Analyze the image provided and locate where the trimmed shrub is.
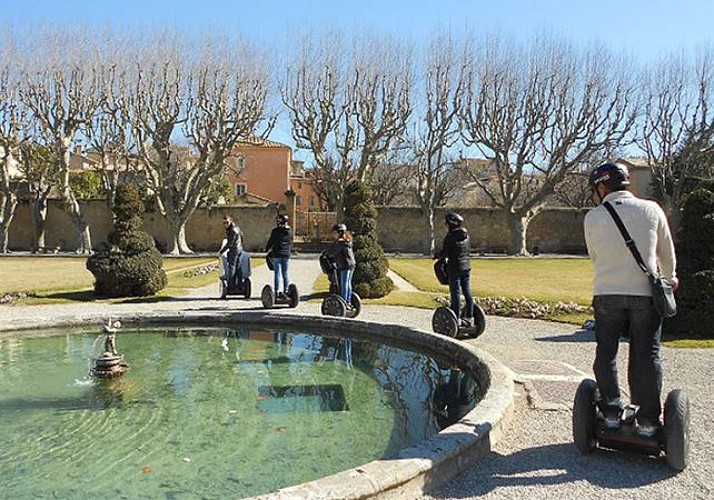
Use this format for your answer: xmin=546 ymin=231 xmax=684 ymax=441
xmin=665 ymin=189 xmax=714 ymax=339
xmin=343 ymin=180 xmax=394 ymax=298
xmin=86 ymin=183 xmax=167 ymax=297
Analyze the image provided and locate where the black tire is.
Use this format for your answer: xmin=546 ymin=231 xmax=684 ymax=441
xmin=432 ymin=306 xmax=459 ymax=337
xmin=243 ymin=278 xmax=252 ymax=299
xmin=664 ymin=389 xmax=690 ymax=471
xmin=261 ymin=284 xmax=275 ymax=309
xmin=573 ymin=378 xmax=599 ymax=454
xmin=288 ymin=283 xmax=300 ymax=308
xmin=219 ymin=279 xmax=227 ymax=299
xmin=350 ymin=292 xmax=362 ymax=318
xmin=321 ymin=294 xmax=346 ymax=317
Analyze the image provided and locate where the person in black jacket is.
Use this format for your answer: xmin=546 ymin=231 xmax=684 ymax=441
xmin=326 ymin=223 xmax=356 ymax=305
xmin=265 ymin=214 xmax=293 ymax=296
xmin=218 ymin=216 xmax=244 ymax=286
xmin=437 ymin=212 xmax=475 ymax=327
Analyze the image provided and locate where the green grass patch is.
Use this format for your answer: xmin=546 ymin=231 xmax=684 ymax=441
xmin=1 ymin=256 xmax=264 ymax=305
xmin=662 ymin=339 xmax=714 ymax=349
xmin=389 ymin=257 xmax=593 ymax=305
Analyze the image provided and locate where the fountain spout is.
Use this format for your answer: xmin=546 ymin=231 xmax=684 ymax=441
xmin=91 ymin=319 xmax=129 ymax=379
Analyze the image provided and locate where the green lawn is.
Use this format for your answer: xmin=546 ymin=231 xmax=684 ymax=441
xmin=388 ymin=257 xmax=594 ymax=305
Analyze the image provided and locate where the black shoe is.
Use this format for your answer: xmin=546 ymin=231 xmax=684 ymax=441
xmin=460 ymin=317 xmax=473 ymax=328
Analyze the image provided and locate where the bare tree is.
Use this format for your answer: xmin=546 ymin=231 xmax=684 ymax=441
xmin=85 ymin=52 xmax=136 ymax=214
xmin=408 ymin=32 xmax=464 ymax=255
xmin=17 ymin=142 xmax=57 ymax=251
xmin=366 ymin=161 xmax=412 ymax=206
xmin=127 ymin=33 xmax=273 ymax=254
xmin=458 ymin=34 xmax=637 ymax=255
xmin=281 ymin=32 xmax=413 ymax=214
xmin=637 ymin=47 xmax=714 ymax=229
xmin=0 ymin=39 xmax=29 ymax=253
xmin=20 ymin=28 xmax=102 ymax=254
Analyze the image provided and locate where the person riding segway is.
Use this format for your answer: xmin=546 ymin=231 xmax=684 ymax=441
xmin=261 ymin=214 xmax=299 ymax=309
xmin=320 ymin=224 xmax=361 ymax=318
xmin=573 ymin=162 xmax=688 ymax=471
xmin=217 ymin=216 xmax=252 ymax=299
xmin=431 ymin=212 xmax=486 ymax=338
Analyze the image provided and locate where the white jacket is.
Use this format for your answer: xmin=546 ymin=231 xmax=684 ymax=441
xmin=584 ymin=191 xmax=677 ymax=296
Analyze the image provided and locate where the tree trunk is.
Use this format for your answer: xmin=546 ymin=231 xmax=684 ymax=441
xmin=506 ymin=211 xmax=532 ymax=256
xmin=424 ymin=205 xmax=436 ymax=257
xmin=0 ymin=192 xmax=18 ymax=253
xmin=63 ymin=187 xmax=92 ymax=254
xmin=30 ymin=196 xmax=49 ymax=252
xmin=168 ymin=217 xmax=193 ymax=255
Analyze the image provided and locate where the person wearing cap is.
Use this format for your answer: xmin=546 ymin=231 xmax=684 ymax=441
xmin=265 ymin=214 xmax=293 ymax=297
xmin=584 ymin=161 xmax=678 ymax=437
xmin=326 ymin=223 xmax=356 ymax=305
xmin=218 ymin=216 xmax=244 ymax=286
xmin=437 ymin=212 xmax=475 ymax=327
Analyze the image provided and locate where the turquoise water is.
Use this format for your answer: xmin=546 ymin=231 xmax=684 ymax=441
xmin=0 ymin=326 xmax=481 ymax=499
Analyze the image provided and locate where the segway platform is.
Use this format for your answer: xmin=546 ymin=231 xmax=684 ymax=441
xmin=219 ymin=251 xmax=252 ymax=299
xmin=321 ymin=292 xmax=362 ymax=318
xmin=572 ymin=378 xmax=690 ymax=471
xmin=432 ymin=303 xmax=486 ymax=339
xmin=261 ymin=283 xmax=300 ymax=309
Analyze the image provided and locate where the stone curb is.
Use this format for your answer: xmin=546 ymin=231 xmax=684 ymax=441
xmin=1 ymin=309 xmax=514 ymax=499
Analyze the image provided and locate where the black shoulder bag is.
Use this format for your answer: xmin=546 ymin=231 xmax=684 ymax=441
xmin=603 ymin=202 xmax=676 ymax=318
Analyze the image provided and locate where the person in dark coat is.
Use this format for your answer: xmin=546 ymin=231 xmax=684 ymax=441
xmin=437 ymin=212 xmax=475 ymax=327
xmin=265 ymin=214 xmax=293 ymax=296
xmin=218 ymin=216 xmax=243 ymax=286
xmin=326 ymin=223 xmax=356 ymax=305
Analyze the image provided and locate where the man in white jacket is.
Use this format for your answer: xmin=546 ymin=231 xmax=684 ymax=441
xmin=584 ymin=162 xmax=678 ymax=437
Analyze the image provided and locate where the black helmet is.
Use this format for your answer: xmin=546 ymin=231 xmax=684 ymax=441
xmin=445 ymin=212 xmax=464 ymax=228
xmin=332 ymin=223 xmax=347 ymax=233
xmin=276 ymin=214 xmax=289 ymax=224
xmin=589 ymin=162 xmax=630 ymax=191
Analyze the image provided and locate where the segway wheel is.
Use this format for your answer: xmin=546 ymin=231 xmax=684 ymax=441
xmin=261 ymin=284 xmax=275 ymax=309
xmin=664 ymin=389 xmax=690 ymax=471
xmin=350 ymin=292 xmax=362 ymax=318
xmin=287 ymin=283 xmax=300 ymax=308
xmin=219 ymin=279 xmax=228 ymax=299
xmin=243 ymin=278 xmax=252 ymax=299
xmin=573 ymin=378 xmax=599 ymax=454
xmin=321 ymin=294 xmax=347 ymax=317
xmin=432 ymin=306 xmax=459 ymax=337
xmin=461 ymin=303 xmax=487 ymax=338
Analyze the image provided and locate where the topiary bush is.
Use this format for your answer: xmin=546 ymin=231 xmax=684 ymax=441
xmin=664 ymin=188 xmax=714 ymax=339
xmin=343 ymin=180 xmax=394 ymax=298
xmin=86 ymin=183 xmax=167 ymax=297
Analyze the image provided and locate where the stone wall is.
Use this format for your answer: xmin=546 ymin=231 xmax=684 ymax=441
xmin=375 ymin=207 xmax=587 ymax=255
xmin=7 ymin=201 xmax=588 ymax=254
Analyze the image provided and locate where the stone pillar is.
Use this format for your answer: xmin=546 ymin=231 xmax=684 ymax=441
xmin=284 ymin=189 xmax=296 ymax=227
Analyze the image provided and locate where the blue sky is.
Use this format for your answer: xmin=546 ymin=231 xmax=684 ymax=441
xmin=4 ymin=0 xmax=711 ymax=62
xmin=2 ymin=0 xmax=712 ymax=153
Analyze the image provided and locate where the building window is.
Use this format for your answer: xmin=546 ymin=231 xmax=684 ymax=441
xmin=236 ymin=184 xmax=247 ymax=196
xmin=296 ymin=195 xmax=302 ymax=206
xmin=297 ymin=182 xmax=303 ymax=189
xmin=309 ymin=195 xmax=315 ymax=207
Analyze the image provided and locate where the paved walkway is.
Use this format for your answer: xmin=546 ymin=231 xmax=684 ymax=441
xmin=1 ymin=257 xmax=711 ymax=499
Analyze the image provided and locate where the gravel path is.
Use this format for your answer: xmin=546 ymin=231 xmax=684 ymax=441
xmin=0 ymin=256 xmax=711 ymax=500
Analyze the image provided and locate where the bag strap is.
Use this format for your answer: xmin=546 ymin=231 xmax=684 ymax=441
xmin=602 ymin=201 xmax=650 ymax=275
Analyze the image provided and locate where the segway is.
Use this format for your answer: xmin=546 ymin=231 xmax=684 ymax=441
xmin=260 ymin=253 xmax=300 ymax=309
xmin=431 ymin=259 xmax=486 ymax=338
xmin=319 ymin=253 xmax=361 ymax=318
xmin=218 ymin=250 xmax=252 ymax=299
xmin=572 ymin=378 xmax=690 ymax=471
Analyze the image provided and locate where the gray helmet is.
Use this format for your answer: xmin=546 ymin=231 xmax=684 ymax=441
xmin=276 ymin=214 xmax=289 ymax=225
xmin=589 ymin=162 xmax=630 ymax=191
xmin=332 ymin=223 xmax=347 ymax=233
xmin=445 ymin=212 xmax=464 ymax=228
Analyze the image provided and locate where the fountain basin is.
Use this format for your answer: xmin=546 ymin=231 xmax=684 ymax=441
xmin=0 ymin=310 xmax=514 ymax=498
